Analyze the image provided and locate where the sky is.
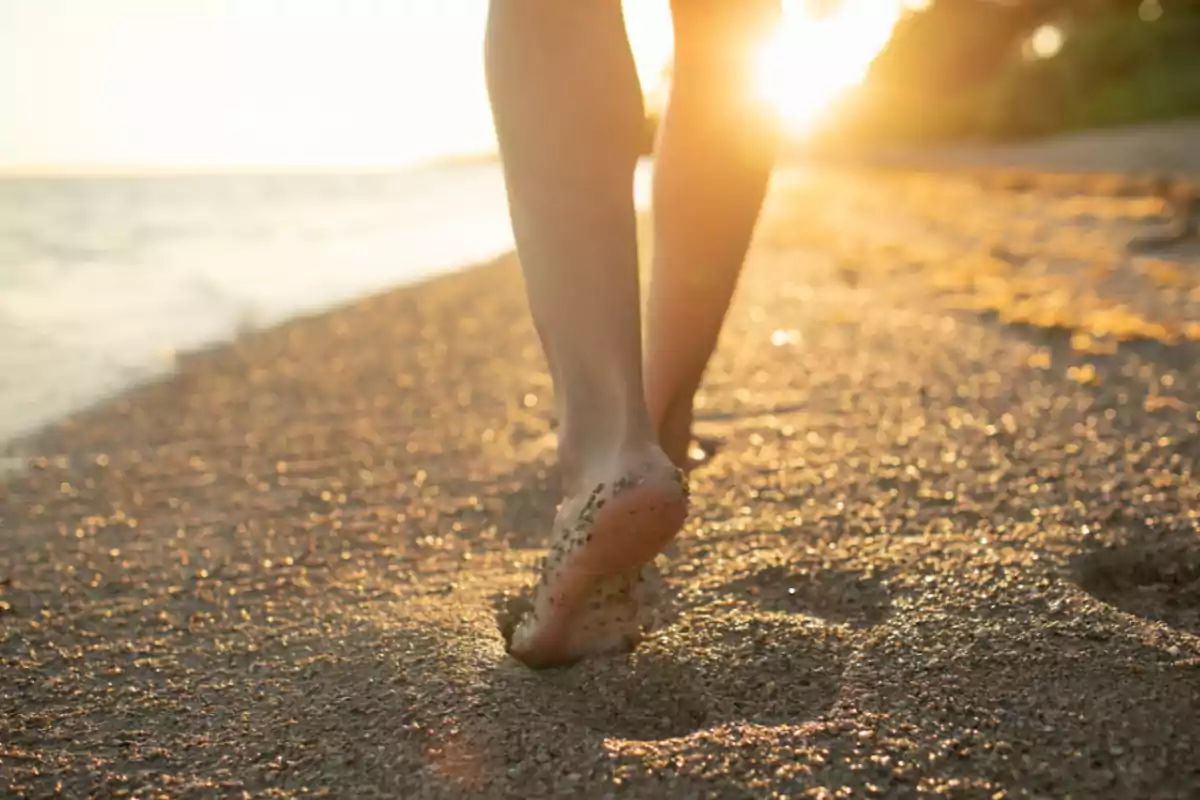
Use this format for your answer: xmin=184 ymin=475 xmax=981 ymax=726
xmin=0 ymin=0 xmax=903 ymax=172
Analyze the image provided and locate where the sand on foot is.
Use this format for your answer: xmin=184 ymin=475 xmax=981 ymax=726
xmin=506 ymin=446 xmax=688 ymax=668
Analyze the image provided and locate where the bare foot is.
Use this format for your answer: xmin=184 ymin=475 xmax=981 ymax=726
xmin=508 ymin=447 xmax=687 ymax=668
xmin=656 ymin=405 xmax=720 ymax=472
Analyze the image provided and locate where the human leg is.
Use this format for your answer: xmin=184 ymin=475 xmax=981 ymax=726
xmin=485 ymin=0 xmax=687 ymax=667
xmin=644 ymin=0 xmax=781 ymax=467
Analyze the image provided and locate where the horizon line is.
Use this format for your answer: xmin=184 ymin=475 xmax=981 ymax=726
xmin=0 ymin=149 xmax=503 ymax=179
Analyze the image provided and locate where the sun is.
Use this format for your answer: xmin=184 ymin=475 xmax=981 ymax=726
xmin=754 ymin=0 xmax=905 ymax=135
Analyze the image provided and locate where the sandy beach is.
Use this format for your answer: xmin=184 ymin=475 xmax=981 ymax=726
xmin=822 ymin=119 xmax=1200 ymax=179
xmin=0 ymin=161 xmax=658 ymax=449
xmin=2 ymin=132 xmax=1200 ymax=797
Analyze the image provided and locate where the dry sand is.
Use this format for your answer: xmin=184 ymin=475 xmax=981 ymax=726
xmin=830 ymin=119 xmax=1200 ymax=179
xmin=3 ymin=138 xmax=1200 ymax=798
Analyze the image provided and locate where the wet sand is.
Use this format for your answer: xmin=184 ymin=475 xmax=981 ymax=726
xmin=2 ymin=149 xmax=1199 ymax=797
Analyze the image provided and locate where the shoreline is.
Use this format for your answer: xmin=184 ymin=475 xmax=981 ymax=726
xmin=0 ymin=160 xmax=658 ymax=456
xmin=0 ymin=264 xmax=474 ymax=468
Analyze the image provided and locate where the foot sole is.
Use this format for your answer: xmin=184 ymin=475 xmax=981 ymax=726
xmin=508 ymin=459 xmax=687 ymax=668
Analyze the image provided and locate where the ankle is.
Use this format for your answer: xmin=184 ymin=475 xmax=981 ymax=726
xmin=556 ymin=424 xmax=664 ymax=497
xmin=656 ymin=408 xmax=695 ymax=469
xmin=647 ymin=392 xmax=697 ymax=468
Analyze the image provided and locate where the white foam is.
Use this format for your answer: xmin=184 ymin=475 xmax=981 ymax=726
xmin=0 ymin=159 xmax=655 ymax=448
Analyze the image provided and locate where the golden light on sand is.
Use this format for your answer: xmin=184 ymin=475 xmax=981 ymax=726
xmin=754 ymin=0 xmax=906 ymax=135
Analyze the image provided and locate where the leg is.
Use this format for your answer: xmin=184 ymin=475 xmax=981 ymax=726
xmin=486 ymin=0 xmax=687 ymax=668
xmin=645 ymin=0 xmax=781 ymax=467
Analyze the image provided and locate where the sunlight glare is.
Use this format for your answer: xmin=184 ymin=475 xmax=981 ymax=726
xmin=755 ymin=0 xmax=905 ymax=135
xmin=0 ymin=1 xmax=496 ymax=171
xmin=1027 ymin=24 xmax=1065 ymax=60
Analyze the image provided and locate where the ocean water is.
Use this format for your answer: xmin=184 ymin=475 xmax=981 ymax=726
xmin=0 ymin=160 xmax=654 ymax=446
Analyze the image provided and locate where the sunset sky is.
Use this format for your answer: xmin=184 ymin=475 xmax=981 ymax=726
xmin=0 ymin=0 xmax=909 ymax=172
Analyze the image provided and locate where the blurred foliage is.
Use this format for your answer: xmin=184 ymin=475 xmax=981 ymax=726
xmin=820 ymin=0 xmax=1200 ymax=144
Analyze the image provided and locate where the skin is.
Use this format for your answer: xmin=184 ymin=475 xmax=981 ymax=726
xmin=485 ymin=0 xmax=779 ymax=667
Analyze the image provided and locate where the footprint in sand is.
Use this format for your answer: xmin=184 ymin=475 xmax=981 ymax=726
xmin=1075 ymin=535 xmax=1200 ymax=636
